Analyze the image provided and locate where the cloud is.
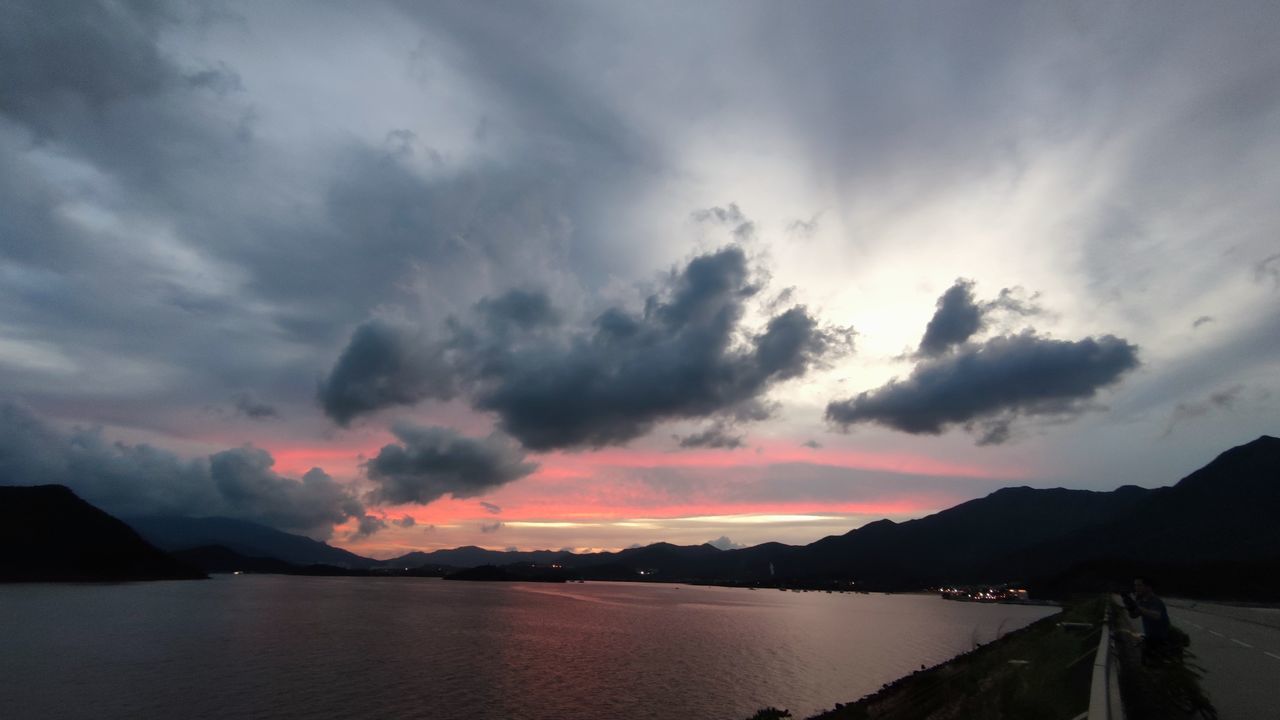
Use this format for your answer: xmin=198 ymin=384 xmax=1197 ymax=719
xmin=350 ymin=514 xmax=388 ymax=540
xmin=318 ymin=320 xmax=456 ymax=426
xmin=364 ymin=422 xmax=537 ymax=505
xmin=1255 ymin=253 xmax=1280 ymax=289
xmin=393 ymin=514 xmax=416 ymax=528
xmin=707 ymin=535 xmax=745 ymax=550
xmin=475 ymin=290 xmax=560 ymax=333
xmin=802 ymin=439 xmax=822 ymax=449
xmin=207 ymin=447 xmax=365 ymax=536
xmin=470 ymin=248 xmax=851 ymax=449
xmin=1192 ymin=315 xmax=1214 ymax=329
xmin=0 ymin=401 xmax=362 ymax=539
xmin=691 ymin=202 xmax=754 ymax=241
xmin=917 ymin=279 xmax=1042 ymax=358
xmin=322 ymin=246 xmax=852 ymax=450
xmin=675 ymin=421 xmax=745 ymax=450
xmin=480 ymin=521 xmax=503 ymax=534
xmin=480 ymin=501 xmax=502 ymax=514
xmin=917 ymin=279 xmax=984 ymax=358
xmin=828 ymin=332 xmax=1140 ymax=443
xmin=232 ymin=392 xmax=279 ymax=420
xmin=786 ymin=213 xmax=821 ymax=238
xmin=1162 ymin=385 xmax=1245 ymax=436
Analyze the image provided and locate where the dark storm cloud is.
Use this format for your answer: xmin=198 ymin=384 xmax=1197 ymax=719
xmin=321 ymin=246 xmax=851 ymax=449
xmin=318 ymin=320 xmax=456 ymax=426
xmin=364 ymin=422 xmax=537 ymax=506
xmin=917 ymin=280 xmax=983 ymax=358
xmin=475 ymin=290 xmax=560 ymax=332
xmin=916 ymin=279 xmax=1042 ymax=358
xmin=675 ymin=422 xmax=745 ymax=450
xmin=0 ymin=401 xmax=363 ymax=539
xmin=828 ymin=333 xmax=1140 ymax=443
xmin=465 ymin=247 xmax=850 ymax=450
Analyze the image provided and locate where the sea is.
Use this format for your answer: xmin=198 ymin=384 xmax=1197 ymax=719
xmin=0 ymin=576 xmax=1056 ymax=720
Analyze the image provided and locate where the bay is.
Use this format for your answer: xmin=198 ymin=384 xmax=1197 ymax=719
xmin=1 ymin=576 xmax=1055 ymax=719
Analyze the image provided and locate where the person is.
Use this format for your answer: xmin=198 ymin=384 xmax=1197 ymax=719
xmin=1123 ymin=577 xmax=1173 ymax=662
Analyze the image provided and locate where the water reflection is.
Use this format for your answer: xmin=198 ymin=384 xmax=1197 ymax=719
xmin=0 ymin=577 xmax=1054 ymax=720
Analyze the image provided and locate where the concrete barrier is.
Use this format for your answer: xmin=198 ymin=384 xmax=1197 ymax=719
xmin=1087 ymin=600 xmax=1126 ymax=720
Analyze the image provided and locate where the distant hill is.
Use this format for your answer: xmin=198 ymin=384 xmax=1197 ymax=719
xmin=126 ymin=516 xmax=378 ymax=569
xmin=171 ymin=545 xmax=298 ymax=574
xmin=393 ymin=435 xmax=1280 ymax=599
xmin=381 ymin=545 xmax=568 ymax=568
xmin=0 ymin=485 xmax=205 ymax=582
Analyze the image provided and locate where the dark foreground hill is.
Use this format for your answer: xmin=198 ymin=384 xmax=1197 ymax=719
xmin=0 ymin=485 xmax=205 ymax=582
xmin=127 ymin=515 xmax=378 ymax=569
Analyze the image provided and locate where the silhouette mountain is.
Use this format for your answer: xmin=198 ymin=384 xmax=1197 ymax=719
xmin=550 ymin=436 xmax=1280 ymax=596
xmin=381 ymin=546 xmax=566 ymax=568
xmin=171 ymin=545 xmax=298 ymax=574
xmin=0 ymin=485 xmax=205 ymax=582
xmin=25 ymin=435 xmax=1271 ymax=597
xmin=126 ymin=516 xmax=378 ymax=569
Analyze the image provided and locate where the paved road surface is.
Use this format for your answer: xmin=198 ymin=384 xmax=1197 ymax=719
xmin=1166 ymin=600 xmax=1280 ymax=720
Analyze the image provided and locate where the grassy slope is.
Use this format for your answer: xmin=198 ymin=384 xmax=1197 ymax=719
xmin=796 ymin=597 xmax=1103 ymax=720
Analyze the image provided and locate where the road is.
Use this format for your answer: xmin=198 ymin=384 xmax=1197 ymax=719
xmin=1166 ymin=599 xmax=1280 ymax=720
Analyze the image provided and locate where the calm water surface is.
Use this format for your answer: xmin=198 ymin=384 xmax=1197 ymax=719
xmin=1 ymin=577 xmax=1055 ymax=719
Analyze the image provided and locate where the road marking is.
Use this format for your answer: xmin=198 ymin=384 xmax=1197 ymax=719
xmin=1231 ymin=639 xmax=1254 ymax=648
xmin=1210 ymin=630 xmax=1225 ymax=637
xmin=1265 ymin=652 xmax=1280 ymax=661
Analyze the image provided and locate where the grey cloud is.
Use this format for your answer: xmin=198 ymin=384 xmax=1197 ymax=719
xmin=917 ymin=279 xmax=984 ymax=358
xmin=828 ymin=332 xmax=1140 ymax=443
xmin=468 ymin=247 xmax=850 ymax=449
xmin=1162 ymin=385 xmax=1245 ymax=437
xmin=480 ymin=521 xmax=503 ymax=534
xmin=318 ymin=320 xmax=456 ymax=426
xmin=393 ymin=514 xmax=416 ymax=528
xmin=691 ymin=202 xmax=754 ymax=241
xmin=1255 ymin=253 xmax=1280 ymax=289
xmin=802 ymin=439 xmax=821 ymax=449
xmin=364 ymin=422 xmax=537 ymax=506
xmin=691 ymin=203 xmax=747 ymax=225
xmin=1192 ymin=315 xmax=1214 ymax=329
xmin=476 ymin=290 xmax=560 ymax=333
xmin=786 ymin=214 xmax=821 ymax=238
xmin=676 ymin=422 xmax=745 ymax=450
xmin=232 ymin=392 xmax=278 ymax=420
xmin=208 ymin=447 xmax=365 ymax=536
xmin=350 ymin=514 xmax=388 ymax=540
xmin=0 ymin=401 xmax=363 ymax=539
xmin=322 ymin=246 xmax=851 ymax=450
xmin=917 ymin=279 xmax=1043 ymax=358
xmin=480 ymin=501 xmax=502 ymax=514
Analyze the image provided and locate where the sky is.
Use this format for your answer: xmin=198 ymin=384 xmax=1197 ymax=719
xmin=1 ymin=1 xmax=1277 ymax=559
